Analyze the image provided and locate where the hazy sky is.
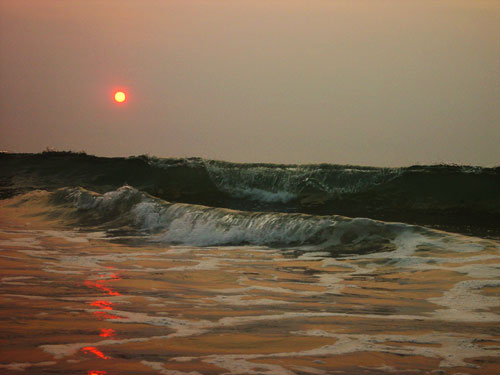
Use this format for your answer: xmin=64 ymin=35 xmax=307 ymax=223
xmin=1 ymin=0 xmax=499 ymax=166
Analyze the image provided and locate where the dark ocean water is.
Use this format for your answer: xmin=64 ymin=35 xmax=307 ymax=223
xmin=1 ymin=151 xmax=499 ymax=240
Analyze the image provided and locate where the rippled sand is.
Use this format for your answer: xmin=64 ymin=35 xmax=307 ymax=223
xmin=1 ymin=196 xmax=500 ymax=374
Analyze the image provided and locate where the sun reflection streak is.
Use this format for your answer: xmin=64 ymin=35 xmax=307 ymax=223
xmin=93 ymin=311 xmax=123 ymax=320
xmin=81 ymin=346 xmax=110 ymax=360
xmin=83 ymin=270 xmax=120 ymax=374
xmin=99 ymin=328 xmax=117 ymax=338
xmin=90 ymin=300 xmax=113 ymax=310
xmin=84 ymin=280 xmax=120 ymax=296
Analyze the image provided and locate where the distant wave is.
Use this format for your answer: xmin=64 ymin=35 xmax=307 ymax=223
xmin=201 ymin=159 xmax=401 ymax=203
xmin=1 ymin=152 xmax=499 ymax=236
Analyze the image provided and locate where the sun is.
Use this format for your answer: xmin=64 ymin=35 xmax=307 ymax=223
xmin=113 ymin=91 xmax=126 ymax=103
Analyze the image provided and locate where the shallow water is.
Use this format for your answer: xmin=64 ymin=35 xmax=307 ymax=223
xmin=1 ymin=197 xmax=500 ymax=374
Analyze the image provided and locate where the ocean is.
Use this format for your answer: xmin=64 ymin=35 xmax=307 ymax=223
xmin=0 ymin=152 xmax=499 ymax=374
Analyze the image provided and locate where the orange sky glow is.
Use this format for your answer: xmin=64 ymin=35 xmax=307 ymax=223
xmin=0 ymin=0 xmax=499 ymax=166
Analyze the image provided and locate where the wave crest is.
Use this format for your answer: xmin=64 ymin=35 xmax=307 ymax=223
xmin=47 ymin=186 xmax=412 ymax=253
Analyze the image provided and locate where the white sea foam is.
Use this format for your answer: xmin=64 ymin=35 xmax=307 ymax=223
xmin=288 ymin=331 xmax=500 ymax=368
xmin=68 ymin=185 xmax=142 ymax=211
xmin=0 ymin=361 xmax=56 ymax=372
xmin=210 ymin=284 xmax=320 ymax=296
xmin=1 ymin=276 xmax=34 ymax=282
xmin=141 ymin=361 xmax=202 ymax=375
xmin=164 ymin=329 xmax=500 ymax=373
xmin=0 ymin=237 xmax=42 ymax=249
xmin=211 ymin=295 xmax=291 ymax=306
xmin=316 ymin=273 xmax=346 ymax=295
xmin=204 ymin=357 xmax=295 ymax=375
xmin=428 ymin=279 xmax=500 ymax=322
xmin=290 ymin=365 xmax=327 ymax=375
xmin=1 ymin=294 xmax=49 ymax=300
xmin=410 ymin=260 xmax=500 ymax=278
xmin=166 ymin=258 xmax=221 ymax=271
xmin=132 ymin=201 xmax=168 ymax=232
xmin=192 ymin=331 xmax=500 ymax=372
xmin=155 ymin=204 xmax=340 ymax=247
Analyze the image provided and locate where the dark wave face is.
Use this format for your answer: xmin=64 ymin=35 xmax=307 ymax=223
xmin=1 ymin=152 xmax=499 ymax=237
xmin=43 ymin=186 xmax=409 ymax=254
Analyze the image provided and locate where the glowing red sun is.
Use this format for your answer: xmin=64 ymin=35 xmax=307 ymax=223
xmin=113 ymin=91 xmax=126 ymax=103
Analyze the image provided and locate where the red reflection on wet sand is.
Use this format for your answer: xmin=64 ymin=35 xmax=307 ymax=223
xmin=81 ymin=346 xmax=110 ymax=359
xmin=90 ymin=300 xmax=113 ymax=310
xmin=93 ymin=311 xmax=123 ymax=320
xmin=99 ymin=328 xmax=117 ymax=338
xmin=84 ymin=270 xmax=120 ymax=373
xmin=84 ymin=280 xmax=120 ymax=296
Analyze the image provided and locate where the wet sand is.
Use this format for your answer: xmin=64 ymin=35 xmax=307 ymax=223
xmin=1 ymin=196 xmax=500 ymax=374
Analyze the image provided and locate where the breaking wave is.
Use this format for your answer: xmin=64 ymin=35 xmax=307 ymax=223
xmin=1 ymin=152 xmax=499 ymax=236
xmin=202 ymin=160 xmax=401 ymax=203
xmin=52 ymin=186 xmax=413 ymax=253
